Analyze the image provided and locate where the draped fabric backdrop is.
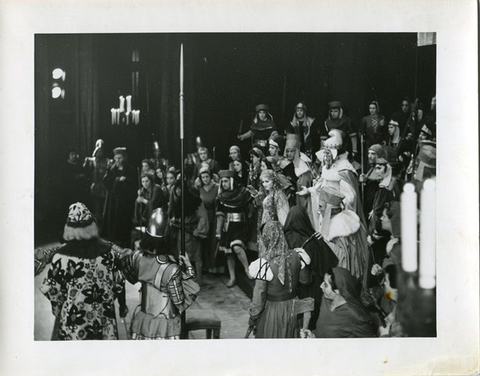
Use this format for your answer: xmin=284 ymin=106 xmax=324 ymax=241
xmin=34 ymin=33 xmax=435 ymax=242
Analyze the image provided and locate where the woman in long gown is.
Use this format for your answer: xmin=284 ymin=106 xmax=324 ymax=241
xmin=258 ymin=169 xmax=290 ymax=227
xmin=248 ymin=220 xmax=310 ymax=338
xmin=283 ymin=205 xmax=338 ymax=330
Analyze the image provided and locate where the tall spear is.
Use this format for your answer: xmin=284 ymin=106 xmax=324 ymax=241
xmin=179 ymin=43 xmax=187 ymax=339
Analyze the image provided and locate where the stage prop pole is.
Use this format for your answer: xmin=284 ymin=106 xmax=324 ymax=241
xmin=179 ymin=43 xmax=187 ymax=339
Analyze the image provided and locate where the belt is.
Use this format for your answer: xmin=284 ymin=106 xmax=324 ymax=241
xmin=255 ymin=139 xmax=268 ymax=147
xmin=267 ymin=292 xmax=296 ymax=302
xmin=226 ymin=212 xmax=246 ymax=222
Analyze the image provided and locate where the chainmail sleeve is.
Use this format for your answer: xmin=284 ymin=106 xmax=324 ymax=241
xmin=34 ymin=244 xmax=63 ymax=276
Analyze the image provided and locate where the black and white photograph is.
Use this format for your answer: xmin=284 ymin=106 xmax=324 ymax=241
xmin=33 ymin=32 xmax=437 ymax=342
xmin=1 ymin=1 xmax=478 ymax=375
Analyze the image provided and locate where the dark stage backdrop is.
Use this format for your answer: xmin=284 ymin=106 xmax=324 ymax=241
xmin=34 ymin=33 xmax=436 ymax=242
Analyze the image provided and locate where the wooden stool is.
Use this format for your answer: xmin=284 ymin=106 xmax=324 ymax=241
xmin=185 ymin=309 xmax=221 ymax=339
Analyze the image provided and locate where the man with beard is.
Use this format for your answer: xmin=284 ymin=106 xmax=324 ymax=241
xmin=266 ymin=135 xmax=297 ymax=206
xmin=284 ymin=134 xmax=314 ymax=222
xmin=285 ymin=102 xmax=319 ymax=159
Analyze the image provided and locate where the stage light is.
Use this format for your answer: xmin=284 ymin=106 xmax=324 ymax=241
xmin=52 ymin=68 xmax=66 ymax=81
xmin=52 ymin=86 xmax=62 ymax=99
xmin=51 ymin=67 xmax=66 ymax=99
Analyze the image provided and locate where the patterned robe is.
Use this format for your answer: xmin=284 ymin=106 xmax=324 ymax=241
xmin=40 ymin=240 xmax=124 ymax=340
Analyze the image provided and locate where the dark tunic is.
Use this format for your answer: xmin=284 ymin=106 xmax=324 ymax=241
xmin=102 ymin=164 xmax=137 ymax=245
xmin=250 ymin=250 xmax=308 ymax=338
xmin=216 ymin=186 xmax=251 ymax=251
xmin=283 ymin=206 xmax=339 ymax=329
xmin=251 ymin=119 xmax=277 ymax=152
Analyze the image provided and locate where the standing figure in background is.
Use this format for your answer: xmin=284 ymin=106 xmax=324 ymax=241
xmin=360 ymin=101 xmax=386 ymax=150
xmin=83 ymin=139 xmax=111 ymax=229
xmin=390 ymin=97 xmax=413 ymax=137
xmin=321 ymin=101 xmax=358 ymax=158
xmin=285 ymin=102 xmax=319 ymax=159
xmin=102 ymin=147 xmax=137 ymax=247
xmin=193 ymin=146 xmax=221 ymax=179
xmin=216 ymin=170 xmax=252 ymax=287
xmin=247 ymin=147 xmax=266 ymax=252
xmin=168 ymin=180 xmax=208 ymax=283
xmin=284 ymin=134 xmax=313 ymax=222
xmin=197 ymin=166 xmax=222 ymax=274
xmin=151 ymin=141 xmax=169 ymax=169
xmin=141 ymin=159 xmax=156 ymax=175
xmin=231 ymin=158 xmax=249 ymax=187
xmin=359 ymin=144 xmax=384 ymax=221
xmin=56 ymin=147 xmax=90 ymax=234
xmin=238 ymin=104 xmax=278 ymax=153
xmin=102 ymin=146 xmax=136 ymax=318
xmin=40 ymin=203 xmax=125 ymax=340
xmin=228 ymin=145 xmax=243 ymax=171
xmin=133 ymin=172 xmax=168 ymax=227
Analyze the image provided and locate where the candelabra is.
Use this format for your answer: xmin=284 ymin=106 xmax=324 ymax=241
xmin=111 ymin=95 xmax=140 ymax=125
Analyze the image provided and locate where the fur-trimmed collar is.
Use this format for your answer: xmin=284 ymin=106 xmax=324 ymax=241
xmin=58 ymin=238 xmax=112 ymax=259
xmin=324 ymin=210 xmax=360 ymax=240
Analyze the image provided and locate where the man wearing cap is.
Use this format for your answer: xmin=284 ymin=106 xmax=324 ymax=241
xmin=316 ymin=187 xmax=368 ymax=280
xmin=286 ymin=102 xmax=319 ymax=159
xmin=284 ymin=134 xmax=314 ymax=220
xmin=359 ymin=144 xmax=384 ymax=219
xmin=322 ymin=101 xmax=358 ymax=158
xmin=238 ymin=104 xmax=278 ymax=153
xmin=368 ymin=158 xmax=401 ymax=240
xmin=102 ymin=147 xmax=137 ymax=246
xmin=216 ymin=169 xmax=252 ymax=287
xmin=412 ymin=143 xmax=436 ymax=191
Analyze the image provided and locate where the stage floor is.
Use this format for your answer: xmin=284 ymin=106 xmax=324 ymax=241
xmin=34 ymin=245 xmax=253 ymax=340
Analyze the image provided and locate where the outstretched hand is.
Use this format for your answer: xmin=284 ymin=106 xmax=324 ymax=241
xmin=296 ymin=186 xmax=309 ymax=196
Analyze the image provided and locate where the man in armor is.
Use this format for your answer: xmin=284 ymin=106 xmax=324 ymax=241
xmin=238 ymin=104 xmax=279 ymax=154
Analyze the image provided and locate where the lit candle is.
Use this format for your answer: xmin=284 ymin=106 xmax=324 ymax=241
xmin=126 ymin=95 xmax=132 ymax=113
xmin=419 ymin=179 xmax=436 ymax=289
xmin=401 ymin=183 xmax=418 ymax=272
xmin=119 ymin=96 xmax=125 ymax=112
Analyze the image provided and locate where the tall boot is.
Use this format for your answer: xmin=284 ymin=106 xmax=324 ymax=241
xmin=226 ymin=254 xmax=236 ymax=287
xmin=233 ymin=245 xmax=253 ymax=279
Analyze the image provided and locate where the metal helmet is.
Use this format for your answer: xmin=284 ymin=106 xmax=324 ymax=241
xmin=146 ymin=208 xmax=169 ymax=238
